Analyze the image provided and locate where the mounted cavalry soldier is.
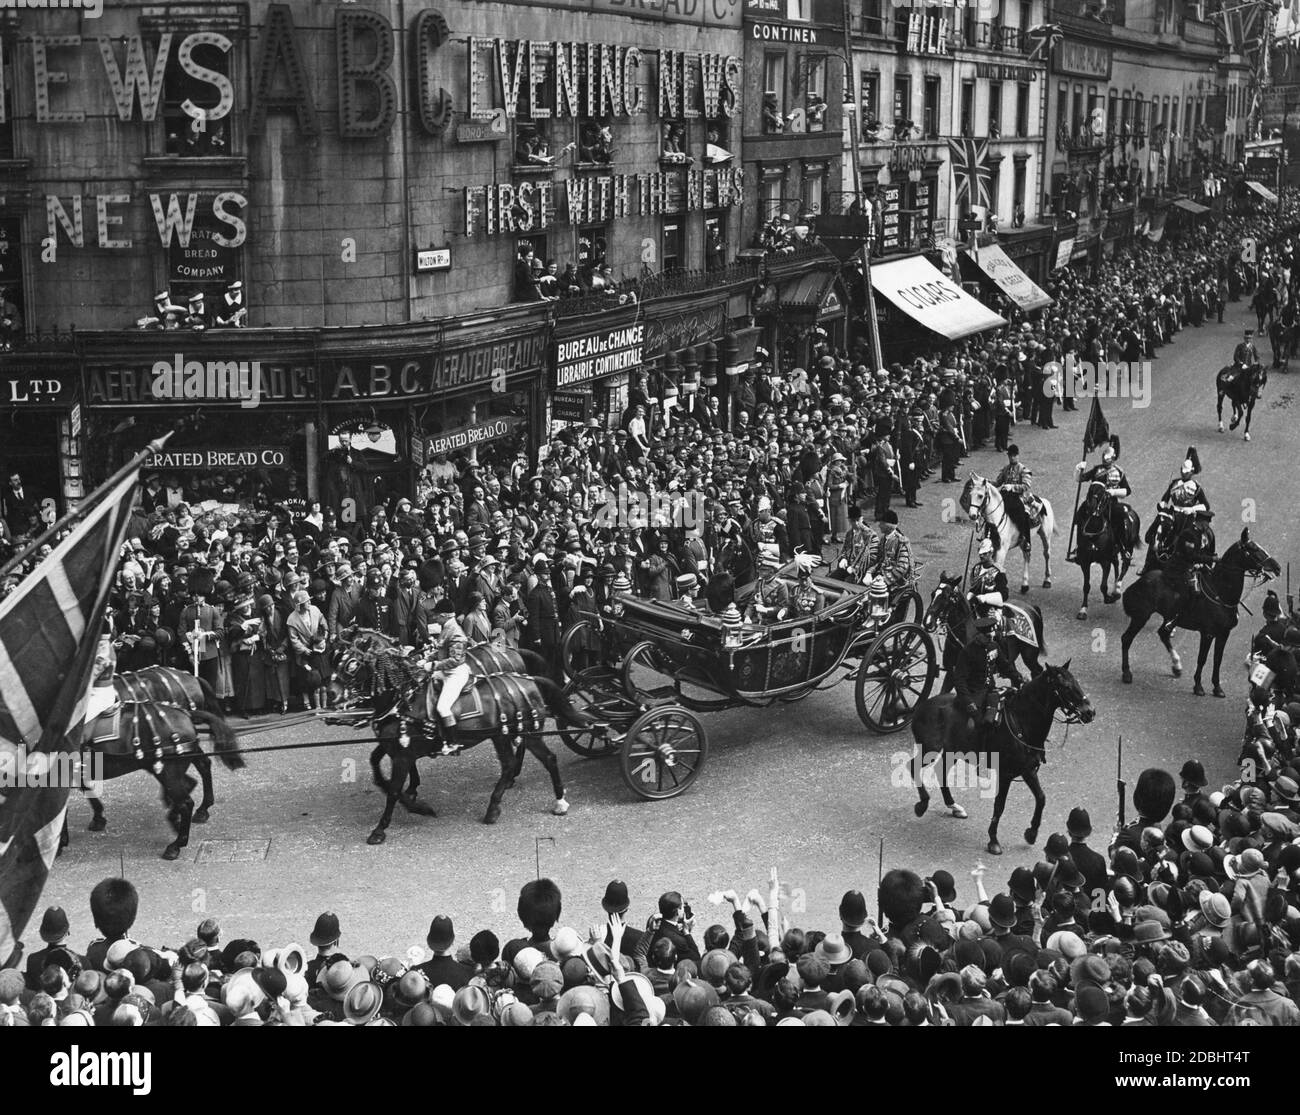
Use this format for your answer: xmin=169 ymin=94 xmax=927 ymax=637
xmin=1074 ymin=436 xmax=1133 ymax=561
xmin=952 ymin=595 xmax=1025 ymax=750
xmin=1232 ymin=327 xmax=1261 ymax=374
xmin=994 ymin=445 xmax=1043 ymax=536
xmin=746 ymin=546 xmax=789 ymax=625
xmin=1152 ymin=446 xmax=1210 ymax=548
xmin=969 ymin=537 xmax=1009 ymax=604
xmin=1152 ymin=448 xmax=1213 ymax=640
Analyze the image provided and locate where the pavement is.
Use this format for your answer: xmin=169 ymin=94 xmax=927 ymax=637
xmin=30 ymin=300 xmax=1300 ymax=964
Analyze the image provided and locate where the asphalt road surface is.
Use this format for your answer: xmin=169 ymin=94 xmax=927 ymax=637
xmin=34 ymin=302 xmax=1298 ymax=961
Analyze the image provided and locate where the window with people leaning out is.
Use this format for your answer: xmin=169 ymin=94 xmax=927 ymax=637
xmin=513 ymin=229 xmax=636 ymax=305
xmin=162 ymin=37 xmax=232 ymax=156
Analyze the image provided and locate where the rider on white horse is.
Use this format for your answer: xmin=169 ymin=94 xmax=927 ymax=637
xmin=994 ymin=445 xmax=1043 ymax=528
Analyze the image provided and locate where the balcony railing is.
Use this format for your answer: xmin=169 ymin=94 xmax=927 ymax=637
xmin=550 ymin=259 xmax=761 ymax=319
xmin=1057 ymin=123 xmax=1115 ymax=152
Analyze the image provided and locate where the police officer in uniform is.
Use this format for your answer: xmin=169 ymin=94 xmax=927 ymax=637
xmin=1074 ymin=437 xmax=1133 ymax=561
xmin=354 ymin=568 xmax=393 ymax=632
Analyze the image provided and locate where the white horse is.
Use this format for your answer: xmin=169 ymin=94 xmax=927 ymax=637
xmin=960 ymin=473 xmax=1056 ymax=593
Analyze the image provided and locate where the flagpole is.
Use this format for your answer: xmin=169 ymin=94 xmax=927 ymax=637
xmin=0 ymin=429 xmax=178 ymax=583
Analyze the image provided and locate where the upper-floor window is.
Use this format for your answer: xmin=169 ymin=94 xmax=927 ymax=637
xmin=894 ymin=75 xmax=912 ymax=131
xmin=860 ymin=72 xmax=880 ymax=125
xmin=861 ymin=0 xmax=885 ymax=35
xmin=1016 ymin=82 xmax=1031 ymax=137
xmin=763 ymin=54 xmax=788 ymax=133
xmin=805 ymin=57 xmax=827 ymax=132
xmin=1018 ymin=0 xmax=1032 ymax=28
xmin=163 ymin=38 xmax=232 ymax=157
xmin=960 ymin=80 xmax=975 ymax=137
xmin=988 ymin=81 xmax=1003 ymax=137
xmin=0 ymin=43 xmax=13 ymax=159
xmin=923 ymin=76 xmax=941 ymax=139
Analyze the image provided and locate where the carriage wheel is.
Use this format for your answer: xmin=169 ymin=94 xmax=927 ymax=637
xmin=621 ymin=640 xmax=679 ymax=704
xmin=891 ymin=589 xmax=923 ymax=627
xmin=559 ymin=619 xmax=597 ymax=682
xmin=855 ymin=622 xmax=937 ymax=734
xmin=557 ymin=671 xmax=624 ymax=758
xmin=619 ymin=706 xmax=708 ymax=800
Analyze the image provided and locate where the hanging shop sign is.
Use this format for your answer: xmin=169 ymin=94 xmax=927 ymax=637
xmin=149 ymin=446 xmax=289 ymax=471
xmin=551 ymin=391 xmax=592 ymax=421
xmin=1052 ymin=40 xmax=1112 ymax=81
xmin=643 ymin=301 xmax=725 ymax=358
xmin=169 ymin=207 xmax=241 ymax=284
xmin=555 ymin=323 xmax=644 ymax=388
xmin=427 ymin=416 xmax=523 ymax=456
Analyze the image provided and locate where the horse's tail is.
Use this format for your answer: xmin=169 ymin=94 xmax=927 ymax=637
xmin=514 ymin=647 xmax=550 ymax=677
xmin=195 ymin=676 xmax=224 ymax=716
xmin=190 ymin=709 xmax=245 ymax=770
xmin=531 ymin=675 xmax=599 ymax=729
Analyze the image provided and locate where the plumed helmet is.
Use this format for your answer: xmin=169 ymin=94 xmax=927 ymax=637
xmin=878 ymin=868 xmax=926 ymax=930
xmin=1181 ymin=447 xmax=1201 ymax=476
xmin=1132 ymin=767 xmax=1176 ymax=823
xmin=978 ymin=537 xmax=994 ymax=555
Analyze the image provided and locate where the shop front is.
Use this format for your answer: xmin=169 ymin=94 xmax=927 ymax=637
xmin=871 ymin=254 xmax=1007 ymax=356
xmin=0 ymin=355 xmax=80 ymax=522
xmin=758 ymin=269 xmax=845 ymax=370
xmin=995 ymin=224 xmax=1055 ymax=287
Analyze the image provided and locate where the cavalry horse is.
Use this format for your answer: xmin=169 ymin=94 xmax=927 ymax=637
xmin=1216 ymin=361 xmax=1266 ymax=442
xmin=59 ymin=668 xmax=244 ymax=860
xmin=1120 ymin=529 xmax=1280 ymax=697
xmin=1070 ymin=482 xmax=1142 ymax=620
xmin=910 ymin=662 xmax=1094 ymax=855
xmin=329 ymin=631 xmax=600 ymax=844
xmin=923 ymin=573 xmax=1046 ymax=686
xmin=960 ymin=474 xmax=1055 ymax=594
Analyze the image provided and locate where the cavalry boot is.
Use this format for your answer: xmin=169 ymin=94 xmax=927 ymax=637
xmin=1157 ymin=611 xmax=1182 ymax=641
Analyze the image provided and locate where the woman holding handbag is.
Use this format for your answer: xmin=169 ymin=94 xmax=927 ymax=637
xmin=258 ymin=593 xmax=292 ymax=715
xmin=287 ymin=589 xmax=329 ymax=711
xmin=226 ymin=593 xmax=266 ymax=717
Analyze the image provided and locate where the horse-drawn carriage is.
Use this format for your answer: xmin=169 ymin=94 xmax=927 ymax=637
xmin=554 ymin=559 xmax=939 ymax=799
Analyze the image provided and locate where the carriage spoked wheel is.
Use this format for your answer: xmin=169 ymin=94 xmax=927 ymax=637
xmin=559 ymin=619 xmax=597 ymax=683
xmin=855 ymin=622 xmax=937 ymax=733
xmin=891 ymin=588 xmax=924 ymax=627
xmin=557 ymin=670 xmax=626 ymax=759
xmin=621 ymin=640 xmax=679 ymax=704
xmin=619 ymin=706 xmax=708 ymax=801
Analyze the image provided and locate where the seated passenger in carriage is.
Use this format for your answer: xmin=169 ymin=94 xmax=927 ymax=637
xmin=792 ymin=553 xmax=825 ymax=616
xmin=673 ymin=572 xmax=707 ymax=613
xmin=745 ymin=548 xmax=789 ymax=625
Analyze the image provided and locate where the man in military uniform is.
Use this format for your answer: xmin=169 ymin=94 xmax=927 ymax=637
xmin=792 ymin=555 xmax=825 ymax=616
xmin=748 ymin=495 xmax=789 ymax=561
xmin=994 ymin=445 xmax=1043 ymax=530
xmin=1232 ymin=327 xmax=1261 ymax=372
xmin=969 ymin=538 xmax=1009 ymax=605
xmin=429 ymin=606 xmax=471 ymax=741
xmin=952 ymin=603 xmax=1024 ymax=749
xmin=1153 ymin=450 xmax=1212 ymax=640
xmin=1074 ymin=438 xmax=1133 ymax=560
xmin=674 ymin=572 xmax=704 ymax=612
xmin=354 ymin=568 xmax=393 ymax=632
xmin=869 ymin=510 xmax=913 ymax=595
xmin=834 ymin=505 xmax=878 ymax=584
xmin=746 ymin=549 xmax=789 ymax=625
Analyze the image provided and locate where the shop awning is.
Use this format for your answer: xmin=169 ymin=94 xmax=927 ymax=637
xmin=1246 ymin=180 xmax=1279 ymax=204
xmin=778 ymin=270 xmax=837 ymax=309
xmin=871 ymin=255 xmax=1007 ymax=340
xmin=963 ymin=244 xmax=1053 ymax=312
xmin=1171 ymin=198 xmax=1210 ymax=215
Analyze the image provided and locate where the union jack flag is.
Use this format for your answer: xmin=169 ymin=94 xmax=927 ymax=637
xmin=1025 ymin=23 xmax=1064 ymax=63
xmin=948 ymin=137 xmax=993 ymax=210
xmin=0 ymin=464 xmax=142 ymax=967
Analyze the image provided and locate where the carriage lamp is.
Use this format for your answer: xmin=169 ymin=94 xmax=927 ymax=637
xmin=721 ymin=603 xmax=744 ymax=649
xmin=868 ymin=577 xmax=891 ymax=621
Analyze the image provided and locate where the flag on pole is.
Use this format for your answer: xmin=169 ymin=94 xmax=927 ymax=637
xmin=947 ymin=138 xmax=993 ymax=210
xmin=1083 ymin=394 xmax=1110 ymax=454
xmin=0 ymin=466 xmax=142 ymax=967
xmin=1024 ymin=23 xmax=1063 ymax=63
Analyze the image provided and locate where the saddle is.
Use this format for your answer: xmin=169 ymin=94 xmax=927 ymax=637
xmin=423 ymin=671 xmax=546 ymax=734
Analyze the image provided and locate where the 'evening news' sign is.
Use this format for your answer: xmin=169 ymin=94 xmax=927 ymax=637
xmin=555 ymin=324 xmax=644 ymax=387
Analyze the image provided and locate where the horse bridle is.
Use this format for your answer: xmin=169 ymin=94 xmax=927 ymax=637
xmin=1003 ymin=672 xmax=1090 ymax=758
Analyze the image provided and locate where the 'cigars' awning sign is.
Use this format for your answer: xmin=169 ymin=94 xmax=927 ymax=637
xmin=554 ymin=324 xmax=644 ymax=387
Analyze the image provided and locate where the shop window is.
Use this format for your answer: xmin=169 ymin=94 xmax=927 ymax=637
xmin=705 ymin=213 xmax=727 ymax=271
xmin=860 ymin=0 xmax=885 ymax=35
xmin=661 ymin=219 xmax=684 ymax=272
xmin=1016 ymin=82 xmax=1031 ymax=138
xmin=988 ymin=81 xmax=1002 ymax=138
xmin=893 ymin=75 xmax=912 ymax=134
xmin=960 ymin=81 xmax=975 ymax=138
xmin=804 ymin=56 xmax=827 ymax=133
xmin=763 ymin=54 xmax=787 ymax=132
xmin=162 ymin=38 xmax=232 ymax=157
xmin=923 ymin=76 xmax=941 ymax=139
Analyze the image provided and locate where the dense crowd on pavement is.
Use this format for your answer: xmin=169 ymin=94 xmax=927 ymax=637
xmin=0 ymin=195 xmax=1297 ymax=722
xmin=6 ymin=742 xmax=1300 ymax=1026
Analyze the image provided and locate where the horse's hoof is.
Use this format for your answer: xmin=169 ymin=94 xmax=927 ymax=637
xmin=366 ymin=830 xmax=387 ymax=846
xmin=987 ymin=839 xmax=1003 ymax=856
xmin=552 ymin=798 xmax=570 ymax=816
xmin=192 ymin=808 xmax=210 ymax=824
xmin=1043 ymin=579 xmax=1052 ymax=589
xmin=162 ymin=845 xmax=182 ymax=862
xmin=1024 ymin=828 xmax=1039 ymax=845
xmin=1193 ymin=683 xmax=1205 ymax=696
xmin=1172 ymin=664 xmax=1182 ymax=678
xmin=1122 ymin=671 xmax=1133 ymax=684
xmin=1103 ymin=592 xmax=1119 ymax=604
xmin=483 ymin=807 xmax=501 ymax=825
xmin=1218 ymin=422 xmax=1224 ymax=433
xmin=949 ymin=804 xmax=968 ymax=819
xmin=1244 ymin=433 xmax=1251 ymax=442
xmin=1020 ymin=584 xmax=1029 ymax=595
xmin=914 ymin=800 xmax=929 ymax=818
xmin=88 ymin=817 xmax=106 ymax=833
xmin=1076 ymin=607 xmax=1088 ymax=620
xmin=1213 ymin=686 xmax=1226 ymax=698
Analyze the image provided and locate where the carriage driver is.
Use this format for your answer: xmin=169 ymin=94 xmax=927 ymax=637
xmin=952 ymin=595 xmax=1025 ymax=748
xmin=428 ymin=606 xmax=471 ymax=733
xmin=746 ymin=546 xmax=789 ymax=625
xmin=85 ymin=618 xmax=120 ymax=724
xmin=1074 ymin=437 xmax=1133 ymax=559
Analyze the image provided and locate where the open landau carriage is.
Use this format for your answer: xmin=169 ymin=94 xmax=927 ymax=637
xmin=558 ymin=559 xmax=938 ymax=800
